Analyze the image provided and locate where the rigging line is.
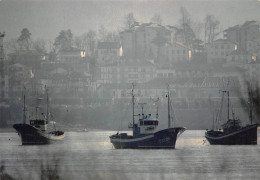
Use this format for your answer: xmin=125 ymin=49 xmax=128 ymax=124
xmin=170 ymin=98 xmax=177 ymax=126
xmin=118 ymin=99 xmax=132 ymax=132
xmin=217 ymin=91 xmax=225 ymax=129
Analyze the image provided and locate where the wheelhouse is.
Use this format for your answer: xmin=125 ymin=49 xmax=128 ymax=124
xmin=138 ymin=114 xmax=159 ymax=134
xmin=30 ymin=119 xmax=48 ymax=131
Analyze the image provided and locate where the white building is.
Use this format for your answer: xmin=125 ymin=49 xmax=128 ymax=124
xmin=96 ymin=42 xmax=122 ymax=65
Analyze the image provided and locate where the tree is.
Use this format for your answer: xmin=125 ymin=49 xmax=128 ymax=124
xmin=152 ymin=31 xmax=168 ymax=62
xmin=74 ymin=30 xmax=97 ymax=56
xmin=176 ymin=7 xmax=196 ymax=47
xmin=204 ymin=14 xmax=220 ymax=46
xmin=18 ymin=28 xmax=32 ymax=50
xmin=151 ymin=13 xmax=162 ymax=25
xmin=5 ymin=39 xmax=19 ymax=53
xmin=54 ymin=29 xmax=73 ymax=51
xmin=180 ymin=7 xmax=191 ymax=26
xmin=124 ymin=12 xmax=137 ymax=29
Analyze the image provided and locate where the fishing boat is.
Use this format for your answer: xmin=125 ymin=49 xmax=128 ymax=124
xmin=109 ymin=85 xmax=186 ymax=149
xmin=205 ymin=90 xmax=258 ymax=145
xmin=13 ymin=89 xmax=64 ymax=145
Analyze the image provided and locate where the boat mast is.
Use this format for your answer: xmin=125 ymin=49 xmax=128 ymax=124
xmin=167 ymin=85 xmax=171 ymax=128
xmin=248 ymin=85 xmax=253 ymax=124
xmin=132 ymin=83 xmax=135 ymax=128
xmin=139 ymin=103 xmax=146 ymax=118
xmin=227 ymin=90 xmax=230 ymax=121
xmin=23 ymin=93 xmax=26 ymax=124
xmin=156 ymin=99 xmax=159 ymax=119
xmin=46 ymin=87 xmax=49 ymax=123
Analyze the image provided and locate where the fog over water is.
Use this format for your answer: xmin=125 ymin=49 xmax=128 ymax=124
xmin=1 ymin=130 xmax=260 ymax=179
xmin=1 ymin=0 xmax=260 ymax=40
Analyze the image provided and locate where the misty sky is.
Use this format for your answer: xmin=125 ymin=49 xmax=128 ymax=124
xmin=0 ymin=0 xmax=260 ymax=42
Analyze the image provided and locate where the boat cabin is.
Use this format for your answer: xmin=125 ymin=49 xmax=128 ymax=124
xmin=30 ymin=119 xmax=48 ymax=131
xmin=222 ymin=119 xmax=241 ymax=133
xmin=136 ymin=114 xmax=159 ymax=134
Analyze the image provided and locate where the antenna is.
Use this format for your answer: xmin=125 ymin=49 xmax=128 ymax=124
xmin=45 ymin=86 xmax=49 ymax=122
xmin=23 ymin=86 xmax=26 ymax=124
xmin=138 ymin=103 xmax=147 ymax=118
xmin=166 ymin=84 xmax=171 ymax=128
xmin=131 ymin=83 xmax=136 ymax=129
xmin=151 ymin=97 xmax=160 ymax=119
xmin=248 ymin=83 xmax=253 ymax=124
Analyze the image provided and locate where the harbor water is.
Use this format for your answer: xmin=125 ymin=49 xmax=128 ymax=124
xmin=1 ymin=130 xmax=260 ymax=179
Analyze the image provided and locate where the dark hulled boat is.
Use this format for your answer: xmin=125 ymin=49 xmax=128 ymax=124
xmin=205 ymin=90 xmax=258 ymax=145
xmin=13 ymin=89 xmax=64 ymax=145
xmin=13 ymin=122 xmax=64 ymax=145
xmin=205 ymin=121 xmax=257 ymax=145
xmin=110 ymin=85 xmax=186 ymax=149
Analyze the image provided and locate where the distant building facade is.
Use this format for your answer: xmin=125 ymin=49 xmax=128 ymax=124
xmin=96 ymin=42 xmax=122 ymax=65
xmin=98 ymin=60 xmax=156 ymax=85
xmin=224 ymin=21 xmax=260 ymax=51
xmin=207 ymin=39 xmax=237 ymax=64
xmin=163 ymin=42 xmax=191 ymax=63
xmin=120 ymin=23 xmax=172 ymax=60
xmin=57 ymin=47 xmax=86 ymax=63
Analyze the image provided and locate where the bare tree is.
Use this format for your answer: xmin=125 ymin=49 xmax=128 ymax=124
xmin=204 ymin=14 xmax=220 ymax=46
xmin=150 ymin=13 xmax=163 ymax=25
xmin=177 ymin=7 xmax=195 ymax=47
xmin=179 ymin=7 xmax=191 ymax=27
xmin=192 ymin=20 xmax=203 ymax=40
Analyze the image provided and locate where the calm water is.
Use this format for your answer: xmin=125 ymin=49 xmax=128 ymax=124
xmin=1 ymin=130 xmax=260 ymax=180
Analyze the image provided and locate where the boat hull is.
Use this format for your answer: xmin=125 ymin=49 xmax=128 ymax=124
xmin=13 ymin=124 xmax=65 ymax=145
xmin=205 ymin=124 xmax=258 ymax=145
xmin=110 ymin=127 xmax=185 ymax=149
